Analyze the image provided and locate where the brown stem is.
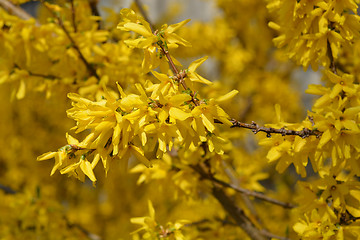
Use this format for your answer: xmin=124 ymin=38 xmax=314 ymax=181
xmin=327 ymin=40 xmax=337 ymax=74
xmin=69 ymin=0 xmax=77 ymax=32
xmin=14 ymin=63 xmax=57 ymax=80
xmin=191 ymin=164 xmax=296 ymax=209
xmin=212 ymin=186 xmax=269 ymax=240
xmin=42 ymin=2 xmax=100 ymax=82
xmin=212 ymin=175 xmax=295 ymax=209
xmin=231 ymin=119 xmax=322 ymax=138
xmin=192 ymin=164 xmax=293 ymax=239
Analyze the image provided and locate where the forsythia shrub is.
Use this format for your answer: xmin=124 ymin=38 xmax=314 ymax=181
xmin=0 ymin=0 xmax=360 ymax=239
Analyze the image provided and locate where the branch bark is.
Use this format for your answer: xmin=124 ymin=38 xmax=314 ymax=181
xmin=231 ymin=119 xmax=322 ymax=138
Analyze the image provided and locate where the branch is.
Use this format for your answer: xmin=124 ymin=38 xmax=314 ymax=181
xmin=212 ymin=176 xmax=296 ymax=209
xmin=134 ymin=0 xmax=199 ymax=106
xmin=0 ymin=0 xmax=39 ymax=24
xmin=191 ymin=164 xmax=296 ymax=208
xmin=191 ymin=164 xmax=293 ymax=240
xmin=231 ymin=119 xmax=322 ymax=138
xmin=69 ymin=0 xmax=77 ymax=32
xmin=14 ymin=63 xmax=58 ymax=80
xmin=42 ymin=1 xmax=100 ymax=82
xmin=212 ymin=186 xmax=269 ymax=240
xmin=327 ymin=36 xmax=337 ymax=74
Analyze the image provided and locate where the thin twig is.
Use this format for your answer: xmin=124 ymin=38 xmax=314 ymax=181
xmin=231 ymin=119 xmax=322 ymax=138
xmin=0 ymin=0 xmax=39 ymax=25
xmin=191 ymin=164 xmax=296 ymax=209
xmin=213 ymin=177 xmax=296 ymax=208
xmin=42 ymin=1 xmax=100 ymax=82
xmin=69 ymin=0 xmax=77 ymax=32
xmin=14 ymin=63 xmax=57 ymax=80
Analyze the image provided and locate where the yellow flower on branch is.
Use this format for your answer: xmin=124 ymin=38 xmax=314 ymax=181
xmin=118 ymin=9 xmax=191 ymax=72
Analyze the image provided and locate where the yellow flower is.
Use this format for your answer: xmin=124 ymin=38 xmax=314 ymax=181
xmin=118 ymin=9 xmax=191 ymax=72
xmin=268 ymin=0 xmax=360 ymax=70
xmin=186 ymin=56 xmax=212 ymax=85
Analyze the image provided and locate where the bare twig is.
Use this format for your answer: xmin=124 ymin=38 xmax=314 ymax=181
xmin=231 ymin=119 xmax=322 ymax=138
xmin=14 ymin=63 xmax=57 ymax=80
xmin=0 ymin=0 xmax=39 ymax=25
xmin=69 ymin=0 xmax=77 ymax=32
xmin=42 ymin=1 xmax=100 ymax=82
xmin=191 ymin=164 xmax=296 ymax=209
xmin=214 ymin=177 xmax=296 ymax=208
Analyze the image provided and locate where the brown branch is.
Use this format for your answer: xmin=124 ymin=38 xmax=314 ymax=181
xmin=14 ymin=63 xmax=58 ymax=80
xmin=327 ymin=40 xmax=337 ymax=74
xmin=42 ymin=1 xmax=100 ymax=82
xmin=231 ymin=119 xmax=322 ymax=138
xmin=212 ymin=186 xmax=269 ymax=240
xmin=191 ymin=164 xmax=293 ymax=240
xmin=191 ymin=164 xmax=296 ymax=209
xmin=0 ymin=0 xmax=39 ymax=25
xmin=212 ymin=176 xmax=296 ymax=209
xmin=69 ymin=0 xmax=77 ymax=32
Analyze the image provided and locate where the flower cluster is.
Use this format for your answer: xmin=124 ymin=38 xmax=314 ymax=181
xmin=38 ymin=77 xmax=235 ymax=184
xmin=268 ymin=0 xmax=360 ymax=70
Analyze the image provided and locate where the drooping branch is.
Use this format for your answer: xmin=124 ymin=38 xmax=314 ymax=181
xmin=231 ymin=119 xmax=322 ymax=138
